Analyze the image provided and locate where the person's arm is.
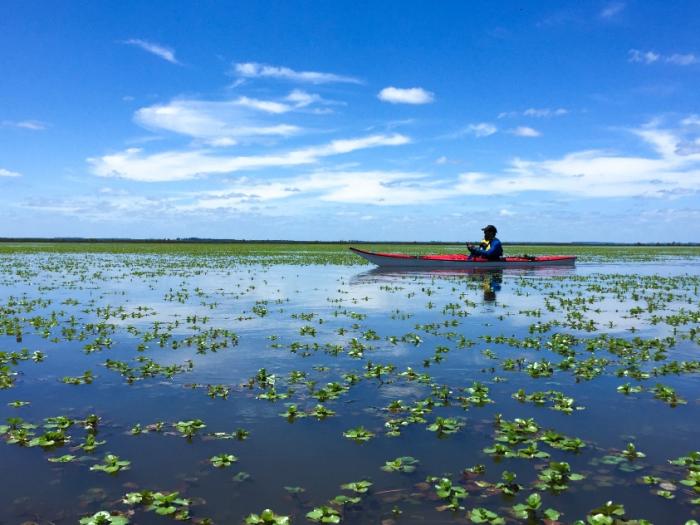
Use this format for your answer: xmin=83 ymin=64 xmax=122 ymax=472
xmin=472 ymin=239 xmax=502 ymax=257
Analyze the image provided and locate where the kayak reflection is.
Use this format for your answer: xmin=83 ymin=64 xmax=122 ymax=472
xmin=350 ymin=266 xmax=576 ymax=302
xmin=482 ymin=270 xmax=502 ymax=302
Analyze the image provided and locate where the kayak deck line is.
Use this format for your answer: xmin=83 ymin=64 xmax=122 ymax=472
xmin=349 ymin=247 xmax=576 ymax=268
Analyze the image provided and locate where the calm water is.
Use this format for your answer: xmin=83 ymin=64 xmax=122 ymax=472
xmin=1 ymin=254 xmax=699 ymax=524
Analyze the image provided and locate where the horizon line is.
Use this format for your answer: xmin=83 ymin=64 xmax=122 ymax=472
xmin=0 ymin=237 xmax=698 ymax=246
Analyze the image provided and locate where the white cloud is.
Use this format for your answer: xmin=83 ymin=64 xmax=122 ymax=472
xmin=186 ymin=134 xmax=700 ymax=208
xmin=235 ymin=96 xmax=292 ymax=114
xmin=498 ymin=108 xmax=568 ymax=119
xmin=681 ymin=115 xmax=700 ymax=127
xmin=510 ymin=126 xmax=541 ymax=137
xmin=628 ymin=49 xmax=697 ymax=65
xmin=666 ymin=53 xmax=698 ymax=66
xmin=235 ymin=91 xmax=334 ymax=113
xmin=467 ymin=123 xmax=497 ymax=137
xmin=20 ymin=193 xmax=177 ymax=221
xmin=132 ymin=91 xmax=336 ymax=145
xmin=456 ymin=120 xmax=700 ymax=198
xmin=180 ymin=170 xmax=451 ymax=210
xmin=233 ymin=62 xmax=361 ymax=84
xmin=134 ymin=98 xmax=300 ymax=145
xmin=0 ymin=168 xmax=21 ymax=177
xmin=285 ymin=89 xmax=321 ymax=107
xmin=628 ymin=49 xmax=659 ymax=64
xmin=377 ymin=87 xmax=434 ymax=105
xmin=88 ymin=134 xmax=410 ymax=182
xmin=123 ymin=39 xmax=179 ymax=64
xmin=600 ymin=2 xmax=625 ymax=19
xmin=51 ymin=118 xmax=700 ymax=222
xmin=524 ymin=108 xmax=567 ymax=118
xmin=435 ymin=156 xmax=461 ymax=165
xmin=2 ymin=120 xmax=48 ymax=130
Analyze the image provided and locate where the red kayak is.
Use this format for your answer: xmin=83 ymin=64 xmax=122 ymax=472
xmin=350 ymin=247 xmax=576 ymax=268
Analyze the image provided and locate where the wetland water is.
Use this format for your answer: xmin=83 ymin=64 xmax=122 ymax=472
xmin=1 ymin=251 xmax=699 ymax=524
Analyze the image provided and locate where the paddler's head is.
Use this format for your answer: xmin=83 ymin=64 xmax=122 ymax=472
xmin=481 ymin=224 xmax=497 ymax=240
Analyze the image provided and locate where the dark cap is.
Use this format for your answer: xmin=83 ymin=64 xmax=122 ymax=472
xmin=481 ymin=224 xmax=497 ymax=233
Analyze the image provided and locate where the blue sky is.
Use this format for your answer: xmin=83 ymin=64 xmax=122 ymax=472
xmin=1 ymin=1 xmax=699 ymax=242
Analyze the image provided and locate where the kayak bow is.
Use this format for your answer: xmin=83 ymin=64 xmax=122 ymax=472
xmin=349 ymin=247 xmax=576 ymax=268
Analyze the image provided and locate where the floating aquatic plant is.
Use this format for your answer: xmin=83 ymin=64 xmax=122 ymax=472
xmin=468 ymin=507 xmax=505 ymax=524
xmin=427 ymin=416 xmax=462 ymax=436
xmin=534 ymin=461 xmax=585 ymax=492
xmin=90 ymin=454 xmax=130 ymax=474
xmin=431 ymin=476 xmax=467 ymax=511
xmin=174 ymin=419 xmax=206 ymax=439
xmin=340 ymin=480 xmax=372 ymax=493
xmin=210 ymin=453 xmax=238 ymax=468
xmin=511 ymin=493 xmax=559 ymax=521
xmin=306 ymin=505 xmax=341 ymax=523
xmin=244 ymin=509 xmax=289 ymax=524
xmin=79 ymin=511 xmax=129 ymax=525
xmin=381 ymin=456 xmax=419 ymax=473
xmin=343 ymin=426 xmax=374 ymax=443
xmin=123 ymin=490 xmax=190 ymax=519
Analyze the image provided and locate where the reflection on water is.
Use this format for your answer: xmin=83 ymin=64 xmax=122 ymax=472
xmin=351 ymin=265 xmax=577 ymax=282
xmin=350 ymin=266 xmax=576 ymax=302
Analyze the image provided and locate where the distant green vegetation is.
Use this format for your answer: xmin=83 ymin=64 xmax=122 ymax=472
xmin=0 ymin=242 xmax=699 ymax=264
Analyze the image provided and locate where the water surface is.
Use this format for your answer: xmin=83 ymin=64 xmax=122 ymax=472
xmin=1 ymin=253 xmax=699 ymax=524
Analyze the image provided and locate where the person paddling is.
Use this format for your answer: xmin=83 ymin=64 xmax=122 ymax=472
xmin=467 ymin=225 xmax=503 ymax=261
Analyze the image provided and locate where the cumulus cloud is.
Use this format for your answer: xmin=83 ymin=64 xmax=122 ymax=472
xmin=0 ymin=168 xmax=21 ymax=177
xmin=456 ymin=120 xmax=700 ymax=198
xmin=510 ymin=126 xmax=541 ymax=137
xmin=233 ymin=62 xmax=361 ymax=84
xmin=466 ymin=123 xmax=497 ymax=137
xmin=377 ymin=87 xmax=434 ymax=104
xmin=88 ymin=134 xmax=410 ymax=182
xmin=628 ymin=49 xmax=697 ymax=65
xmin=54 ymin=118 xmax=700 ymax=222
xmin=174 ymin=120 xmax=700 ymax=205
xmin=123 ymin=39 xmax=179 ymax=64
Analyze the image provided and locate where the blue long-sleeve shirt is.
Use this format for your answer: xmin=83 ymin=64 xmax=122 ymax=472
xmin=468 ymin=238 xmax=503 ymax=260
